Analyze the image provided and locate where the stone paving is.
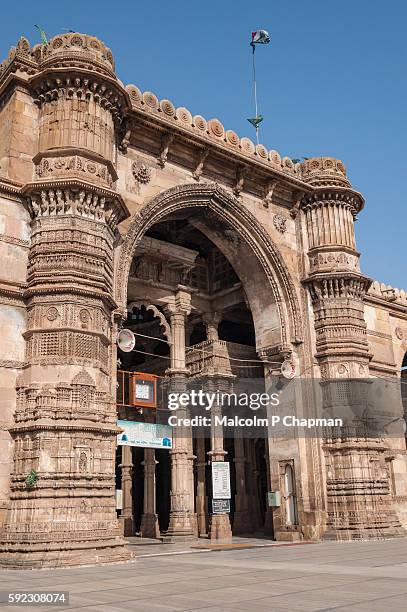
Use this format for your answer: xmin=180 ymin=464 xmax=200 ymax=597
xmin=1 ymin=538 xmax=407 ymax=611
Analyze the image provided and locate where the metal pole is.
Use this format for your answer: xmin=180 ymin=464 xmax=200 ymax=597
xmin=252 ymin=45 xmax=260 ymax=144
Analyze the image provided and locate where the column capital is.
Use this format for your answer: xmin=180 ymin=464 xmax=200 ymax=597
xmin=164 ymin=287 xmax=192 ymax=318
xmin=202 ymin=311 xmax=222 ymax=342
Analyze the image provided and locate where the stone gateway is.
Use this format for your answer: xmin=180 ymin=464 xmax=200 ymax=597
xmin=0 ymin=32 xmax=406 ymax=568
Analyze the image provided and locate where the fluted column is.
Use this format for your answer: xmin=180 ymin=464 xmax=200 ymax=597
xmin=163 ymin=289 xmax=196 ymax=541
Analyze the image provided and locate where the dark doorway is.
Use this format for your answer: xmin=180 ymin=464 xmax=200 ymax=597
xmin=156 ymin=449 xmax=171 ymax=532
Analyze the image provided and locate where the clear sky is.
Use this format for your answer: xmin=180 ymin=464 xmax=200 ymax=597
xmin=1 ymin=1 xmax=405 ymax=288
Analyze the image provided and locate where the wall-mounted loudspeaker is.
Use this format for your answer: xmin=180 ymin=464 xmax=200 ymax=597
xmin=117 ymin=329 xmax=136 ymax=353
xmin=281 ymin=359 xmax=297 ymax=379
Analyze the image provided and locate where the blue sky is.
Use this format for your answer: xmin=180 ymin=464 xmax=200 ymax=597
xmin=1 ymin=1 xmax=405 ymax=288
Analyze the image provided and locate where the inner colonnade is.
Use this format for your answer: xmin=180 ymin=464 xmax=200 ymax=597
xmin=115 ymin=217 xmax=278 ymax=541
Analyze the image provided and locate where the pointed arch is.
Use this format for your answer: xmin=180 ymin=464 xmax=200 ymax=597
xmin=115 ymin=183 xmax=303 ymax=351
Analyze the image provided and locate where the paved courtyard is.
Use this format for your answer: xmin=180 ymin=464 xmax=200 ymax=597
xmin=1 ymin=538 xmax=407 ymax=611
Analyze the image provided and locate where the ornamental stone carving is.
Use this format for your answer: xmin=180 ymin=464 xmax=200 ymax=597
xmin=300 ymin=157 xmax=350 ymax=188
xmin=46 ymin=307 xmax=59 ymax=321
xmin=25 ymin=186 xmax=127 ymax=231
xmin=273 ymin=213 xmax=287 ymax=234
xmin=132 ymin=160 xmax=152 ymax=185
xmin=35 ymin=154 xmax=115 ymax=188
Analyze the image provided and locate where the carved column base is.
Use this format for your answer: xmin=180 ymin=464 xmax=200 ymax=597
xmin=162 ymin=511 xmax=196 ymax=542
xmin=119 ymin=515 xmax=134 ymax=538
xmin=140 ymin=513 xmax=160 ymax=539
xmin=209 ymin=514 xmax=232 ymax=542
xmin=0 ymin=538 xmax=133 ymax=569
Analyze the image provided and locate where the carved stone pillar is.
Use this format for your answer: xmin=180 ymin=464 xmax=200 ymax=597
xmin=119 ymin=445 xmax=134 ymax=537
xmin=207 ymin=377 xmax=233 ymax=543
xmin=163 ymin=289 xmax=196 ymax=541
xmin=0 ymin=33 xmax=132 ymax=568
xmin=140 ymin=448 xmax=159 ymax=539
xmin=232 ymin=431 xmax=251 ymax=534
xmin=300 ymin=157 xmax=404 ymax=539
xmin=195 ymin=436 xmax=208 ymax=536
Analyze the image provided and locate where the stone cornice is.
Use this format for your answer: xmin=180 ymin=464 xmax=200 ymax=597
xmin=23 ymin=284 xmax=117 ymax=312
xmin=124 ymin=103 xmax=312 ymax=193
xmin=0 ymin=235 xmax=30 ymax=249
xmin=9 ymin=422 xmax=119 ymax=435
xmin=0 ymin=281 xmax=25 ymax=305
xmin=364 ymin=292 xmax=407 ymax=316
xmin=0 ymin=67 xmax=33 ymax=101
xmin=364 ymin=280 xmax=407 ymax=318
xmin=0 ymin=177 xmax=24 ymax=202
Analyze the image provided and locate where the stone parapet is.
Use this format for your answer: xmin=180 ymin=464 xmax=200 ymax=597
xmin=368 ymin=281 xmax=407 ymax=308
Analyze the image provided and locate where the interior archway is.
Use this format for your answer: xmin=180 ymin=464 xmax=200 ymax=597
xmin=114 ymin=183 xmax=303 ymax=540
xmin=116 ymin=183 xmax=303 ymax=352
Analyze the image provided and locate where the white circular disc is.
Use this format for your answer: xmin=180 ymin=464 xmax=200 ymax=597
xmin=281 ymin=359 xmax=297 ymax=379
xmin=117 ymin=329 xmax=136 ymax=353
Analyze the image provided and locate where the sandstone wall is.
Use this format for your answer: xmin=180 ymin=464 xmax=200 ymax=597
xmin=0 ymin=193 xmax=30 ymax=526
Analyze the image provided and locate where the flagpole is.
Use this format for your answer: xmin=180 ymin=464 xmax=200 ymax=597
xmin=251 ymin=44 xmax=259 ymax=144
xmin=248 ymin=30 xmax=269 ymax=142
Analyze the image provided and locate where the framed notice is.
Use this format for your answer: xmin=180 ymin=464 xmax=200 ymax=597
xmin=212 ymin=461 xmax=231 ymax=499
xmin=212 ymin=499 xmax=230 ymax=514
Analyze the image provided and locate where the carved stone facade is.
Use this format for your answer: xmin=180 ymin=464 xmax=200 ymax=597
xmin=0 ymin=32 xmax=406 ymax=567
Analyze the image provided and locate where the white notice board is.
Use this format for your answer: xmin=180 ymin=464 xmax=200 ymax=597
xmin=212 ymin=462 xmax=231 ymax=499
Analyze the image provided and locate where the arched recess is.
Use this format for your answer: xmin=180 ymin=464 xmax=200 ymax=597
xmin=115 ymin=183 xmax=303 ymax=352
xmin=127 ymin=301 xmax=172 ymax=343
